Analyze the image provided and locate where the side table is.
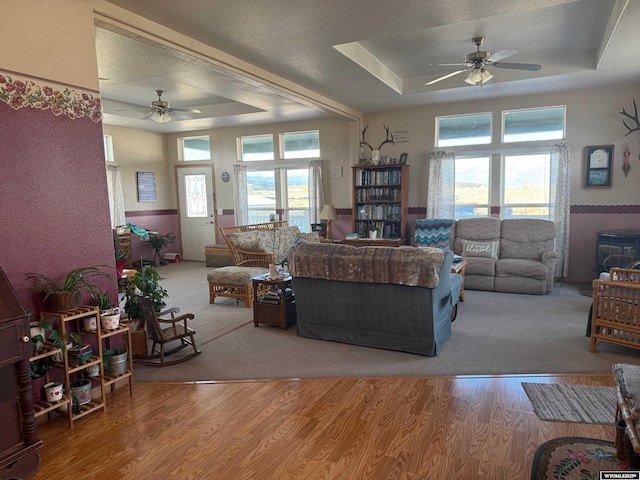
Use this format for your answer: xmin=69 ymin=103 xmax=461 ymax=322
xmin=451 ymin=260 xmax=467 ymax=301
xmin=251 ymin=274 xmax=296 ymax=330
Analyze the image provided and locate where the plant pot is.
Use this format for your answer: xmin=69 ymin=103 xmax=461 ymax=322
xmin=83 ymin=315 xmax=97 ymax=332
xmin=44 ymin=381 xmax=64 ymax=403
xmin=368 ymin=230 xmax=378 ymax=239
xmin=70 ymin=379 xmax=92 ymax=405
xmin=30 ymin=323 xmax=45 ymax=350
xmin=108 ymin=351 xmax=128 ymax=375
xmin=101 ymin=308 xmax=121 ymax=330
xmin=52 ymin=342 xmax=72 ymax=363
xmin=49 ymin=291 xmax=78 ymax=312
xmin=85 ymin=364 xmax=100 ymax=377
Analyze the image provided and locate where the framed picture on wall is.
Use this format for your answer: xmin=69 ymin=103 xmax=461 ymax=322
xmin=584 ymin=145 xmax=614 ymax=188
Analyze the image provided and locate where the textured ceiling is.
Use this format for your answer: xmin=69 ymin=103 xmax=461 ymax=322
xmin=98 ymin=0 xmax=639 ymax=133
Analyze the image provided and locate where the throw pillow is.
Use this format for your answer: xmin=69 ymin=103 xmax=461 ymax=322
xmin=461 ymin=239 xmax=499 ymax=259
xmin=274 ymin=226 xmax=301 ymax=263
xmin=227 ymin=231 xmax=270 ymax=252
xmin=414 ymin=219 xmax=453 ymax=251
xmin=297 ymin=232 xmax=321 ymax=243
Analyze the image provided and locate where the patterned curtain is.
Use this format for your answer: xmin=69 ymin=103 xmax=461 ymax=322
xmin=308 ymin=159 xmax=324 ymax=224
xmin=233 ymin=164 xmax=248 ymax=226
xmin=105 ymin=163 xmax=125 ymax=228
xmin=550 ymin=143 xmax=571 ymax=278
xmin=426 ymin=150 xmax=455 ymax=219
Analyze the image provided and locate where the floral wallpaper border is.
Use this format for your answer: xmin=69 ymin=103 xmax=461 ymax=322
xmin=0 ymin=69 xmax=101 ymax=122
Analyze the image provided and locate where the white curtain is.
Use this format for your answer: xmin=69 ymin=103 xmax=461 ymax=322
xmin=106 ymin=163 xmax=125 ymax=228
xmin=426 ymin=150 xmax=455 ymax=219
xmin=308 ymin=159 xmax=324 ymax=224
xmin=233 ymin=164 xmax=248 ymax=225
xmin=550 ymin=143 xmax=571 ymax=278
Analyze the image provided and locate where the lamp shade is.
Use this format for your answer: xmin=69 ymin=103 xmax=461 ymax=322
xmin=465 ymin=68 xmax=483 ymax=85
xmin=480 ymin=68 xmax=493 ymax=84
xmin=151 ymin=111 xmax=172 ymax=123
xmin=319 ymin=204 xmax=337 ymax=220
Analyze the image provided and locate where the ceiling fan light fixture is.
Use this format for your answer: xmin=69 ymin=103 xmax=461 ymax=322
xmin=480 ymin=68 xmax=493 ymax=84
xmin=465 ymin=68 xmax=482 ymax=85
xmin=151 ymin=110 xmax=171 ymax=123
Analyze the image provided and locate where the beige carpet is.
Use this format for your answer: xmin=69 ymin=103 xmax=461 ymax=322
xmin=521 ymin=383 xmax=616 ymax=424
xmin=131 ymin=261 xmax=640 ymax=383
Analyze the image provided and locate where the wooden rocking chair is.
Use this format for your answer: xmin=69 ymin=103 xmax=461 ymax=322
xmin=134 ymin=294 xmax=201 ymax=367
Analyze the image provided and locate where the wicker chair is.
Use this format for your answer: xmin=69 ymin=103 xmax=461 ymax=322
xmin=590 ymin=268 xmax=640 ymax=353
xmin=207 ymin=221 xmax=288 ymax=307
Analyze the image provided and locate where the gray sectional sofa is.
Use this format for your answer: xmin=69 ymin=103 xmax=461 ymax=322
xmin=288 ymin=242 xmax=462 ymax=356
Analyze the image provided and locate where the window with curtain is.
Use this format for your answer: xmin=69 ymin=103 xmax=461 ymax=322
xmin=105 ymin=134 xmax=125 ymax=228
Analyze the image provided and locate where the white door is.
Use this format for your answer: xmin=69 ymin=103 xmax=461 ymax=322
xmin=177 ymin=166 xmax=216 ymax=261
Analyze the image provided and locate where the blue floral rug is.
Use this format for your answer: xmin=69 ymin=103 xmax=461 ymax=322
xmin=531 ymin=437 xmax=626 ymax=479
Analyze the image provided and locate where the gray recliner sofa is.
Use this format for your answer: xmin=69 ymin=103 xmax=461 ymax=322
xmin=453 ymin=218 xmax=558 ymax=294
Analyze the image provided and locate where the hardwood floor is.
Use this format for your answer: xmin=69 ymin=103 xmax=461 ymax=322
xmin=31 ymin=374 xmax=616 ymax=480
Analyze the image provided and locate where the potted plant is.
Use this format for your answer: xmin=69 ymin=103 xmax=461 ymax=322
xmin=93 ymin=292 xmax=120 ymax=330
xmin=70 ymin=378 xmax=92 ymax=405
xmin=367 ymin=224 xmax=380 ymax=239
xmin=37 ymin=319 xmax=80 ymax=363
xmin=26 ymin=265 xmax=114 ymax=312
xmin=147 ymin=232 xmax=176 ymax=265
xmin=124 ymin=265 xmax=168 ymax=320
xmin=104 ymin=347 xmax=128 ymax=375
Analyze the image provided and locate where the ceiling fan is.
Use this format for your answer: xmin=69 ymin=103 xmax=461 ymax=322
xmin=118 ymin=90 xmax=202 ymax=123
xmin=426 ymin=37 xmax=542 ymax=87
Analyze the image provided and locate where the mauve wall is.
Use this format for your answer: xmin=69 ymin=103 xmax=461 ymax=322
xmin=0 ymin=74 xmax=117 ymax=314
xmin=125 ymin=210 xmax=181 ymax=262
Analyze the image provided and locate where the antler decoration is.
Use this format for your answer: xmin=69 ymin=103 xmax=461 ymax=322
xmin=360 ymin=124 xmax=373 ymax=152
xmin=359 ymin=124 xmax=395 ymax=152
xmin=620 ymin=98 xmax=640 ymax=136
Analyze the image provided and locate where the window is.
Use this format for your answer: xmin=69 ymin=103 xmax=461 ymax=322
xmin=247 ymin=170 xmax=276 ymax=223
xmin=436 ymin=113 xmax=492 ymax=147
xmin=454 ymin=157 xmax=490 ymax=218
xmin=502 ymin=153 xmax=550 ymax=218
xmin=282 ymin=131 xmax=319 ymax=159
xmin=503 ymin=107 xmax=565 ymax=143
xmin=103 ymin=135 xmax=114 ymax=162
xmin=246 ymin=168 xmax=310 ymax=231
xmin=180 ymin=136 xmax=211 ymax=161
xmin=240 ymin=135 xmax=274 ymax=161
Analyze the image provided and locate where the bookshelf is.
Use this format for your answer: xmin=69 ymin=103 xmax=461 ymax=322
xmin=352 ymin=164 xmax=409 ymax=243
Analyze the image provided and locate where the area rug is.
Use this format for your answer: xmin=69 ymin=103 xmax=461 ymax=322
xmin=522 ymin=383 xmax=616 ymax=425
xmin=530 ymin=437 xmax=625 ymax=479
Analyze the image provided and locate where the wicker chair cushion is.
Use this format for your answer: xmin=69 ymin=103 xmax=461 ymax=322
xmin=274 ymin=226 xmax=301 ymax=263
xmin=207 ymin=266 xmax=268 ymax=285
xmin=226 ymin=231 xmax=274 ymax=253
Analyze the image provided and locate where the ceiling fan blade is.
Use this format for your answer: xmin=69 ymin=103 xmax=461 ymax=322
xmin=425 ymin=68 xmax=469 ymax=86
xmin=139 ymin=111 xmax=155 ymax=120
xmin=169 ymin=111 xmax=194 ymax=121
xmin=493 ymin=62 xmax=542 ymax=71
xmin=169 ymin=107 xmax=202 ymax=114
xmin=485 ymin=49 xmax=517 ymax=63
xmin=116 ymin=107 xmax=151 ymax=113
xmin=432 ymin=62 xmax=470 ymax=67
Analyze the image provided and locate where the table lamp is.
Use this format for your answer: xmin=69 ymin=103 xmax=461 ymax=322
xmin=319 ymin=204 xmax=337 ymax=241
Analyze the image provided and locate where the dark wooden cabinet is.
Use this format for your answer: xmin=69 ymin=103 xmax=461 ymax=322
xmin=0 ymin=268 xmax=41 ymax=480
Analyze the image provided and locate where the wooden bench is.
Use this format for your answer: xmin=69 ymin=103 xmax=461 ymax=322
xmin=207 ymin=221 xmax=288 ymax=307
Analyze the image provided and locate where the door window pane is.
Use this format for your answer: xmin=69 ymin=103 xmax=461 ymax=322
xmin=503 ymin=154 xmax=550 ymax=218
xmin=184 ymin=174 xmax=207 ymax=217
xmin=241 ymin=135 xmax=274 ymax=161
xmin=437 ymin=113 xmax=492 ymax=147
xmin=454 ymin=157 xmax=490 ymax=218
xmin=282 ymin=131 xmax=320 ymax=159
xmin=247 ymin=170 xmax=276 ymax=223
xmin=503 ymin=107 xmax=565 ymax=142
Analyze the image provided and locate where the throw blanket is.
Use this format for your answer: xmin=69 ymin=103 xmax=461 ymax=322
xmin=289 ymin=242 xmax=444 ymax=288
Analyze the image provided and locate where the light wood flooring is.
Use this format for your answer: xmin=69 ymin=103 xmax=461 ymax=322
xmin=31 ymin=373 xmax=616 ymax=480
